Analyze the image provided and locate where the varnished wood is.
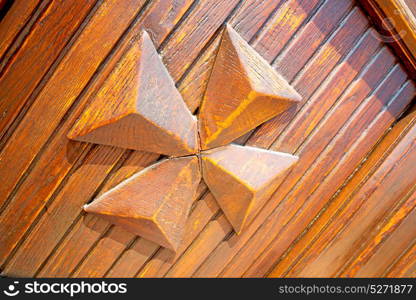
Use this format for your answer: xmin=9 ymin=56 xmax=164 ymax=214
xmin=287 ymin=114 xmax=416 ymax=277
xmin=71 ymin=23 xmax=301 ymax=247
xmin=198 ymin=24 xmax=301 ymax=150
xmin=0 ymin=0 xmax=97 ymax=140
xmin=192 ymin=12 xmax=380 ymax=278
xmin=201 ymin=144 xmax=298 ymax=234
xmin=84 ymin=156 xmax=201 ymax=251
xmin=69 ymin=31 xmax=198 ymax=157
xmin=0 ymin=0 xmax=177 ymax=274
xmin=359 ymin=0 xmax=416 ymax=78
xmin=0 ymin=0 xmax=415 ymax=278
xmin=0 ymin=0 xmax=40 ymax=59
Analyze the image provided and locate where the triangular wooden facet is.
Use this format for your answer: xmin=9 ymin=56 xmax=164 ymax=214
xmin=84 ymin=156 xmax=201 ymax=251
xmin=68 ymin=31 xmax=198 ymax=157
xmin=199 ymin=25 xmax=302 ymax=150
xmin=201 ymin=144 xmax=298 ymax=233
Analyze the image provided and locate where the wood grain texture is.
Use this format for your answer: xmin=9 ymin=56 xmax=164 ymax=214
xmin=358 ymin=0 xmax=416 ymax=78
xmin=198 ymin=25 xmax=301 ymax=150
xmin=342 ymin=190 xmax=416 ymax=277
xmin=73 ymin=21 xmax=300 ymax=251
xmin=193 ymin=22 xmax=413 ymax=280
xmin=387 ymin=229 xmax=416 ymax=277
xmin=360 ymin=0 xmax=416 ymax=75
xmin=299 ymin=121 xmax=415 ymax=276
xmin=0 ymin=0 xmax=190 ymax=274
xmin=1 ymin=0 xmax=236 ymax=278
xmin=0 ymin=0 xmax=41 ymax=59
xmin=0 ymin=0 xmax=98 ymax=141
xmin=179 ymin=0 xmax=285 ymax=113
xmin=267 ymin=46 xmax=399 ymax=277
xmin=0 ymin=0 xmax=148 ymax=211
xmin=277 ymin=103 xmax=416 ymax=277
xmin=152 ymin=3 xmax=412 ymax=278
xmin=127 ymin=1 xmax=291 ymax=278
xmin=201 ymin=144 xmax=297 ymax=233
xmin=242 ymin=71 xmax=414 ymax=278
xmin=35 ymin=151 xmax=159 ymax=278
xmin=0 ymin=0 xmax=415 ymax=278
xmin=193 ymin=8 xmax=378 ymax=278
xmin=248 ymin=6 xmax=369 ymax=148
xmin=85 ymin=156 xmax=201 ymax=251
xmin=269 ymin=104 xmax=416 ymax=278
xmin=69 ymin=31 xmax=198 ymax=156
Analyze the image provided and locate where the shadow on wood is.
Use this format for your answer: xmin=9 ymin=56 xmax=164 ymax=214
xmin=198 ymin=24 xmax=302 ymax=150
xmin=201 ymin=144 xmax=298 ymax=233
xmin=84 ymin=156 xmax=201 ymax=251
xmin=68 ymin=31 xmax=198 ymax=157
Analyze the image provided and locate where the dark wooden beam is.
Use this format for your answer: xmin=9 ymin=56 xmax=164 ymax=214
xmin=358 ymin=0 xmax=416 ymax=79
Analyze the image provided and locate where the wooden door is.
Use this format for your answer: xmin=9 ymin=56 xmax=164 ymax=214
xmin=0 ymin=0 xmax=414 ymax=277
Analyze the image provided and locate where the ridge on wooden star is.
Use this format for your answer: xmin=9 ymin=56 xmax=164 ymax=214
xmin=198 ymin=24 xmax=302 ymax=150
xmin=68 ymin=31 xmax=198 ymax=157
xmin=201 ymin=144 xmax=298 ymax=234
xmin=84 ymin=156 xmax=201 ymax=251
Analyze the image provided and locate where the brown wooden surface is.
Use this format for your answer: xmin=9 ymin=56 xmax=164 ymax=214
xmin=201 ymin=144 xmax=297 ymax=234
xmin=69 ymin=31 xmax=198 ymax=156
xmin=85 ymin=156 xmax=201 ymax=251
xmin=269 ymin=106 xmax=416 ymax=277
xmin=198 ymin=25 xmax=301 ymax=150
xmin=0 ymin=0 xmax=98 ymax=141
xmin=0 ymin=0 xmax=415 ymax=278
xmin=358 ymin=0 xmax=416 ymax=78
xmin=0 ymin=0 xmax=41 ymax=60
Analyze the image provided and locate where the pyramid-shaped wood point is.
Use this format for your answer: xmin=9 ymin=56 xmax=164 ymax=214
xmin=198 ymin=24 xmax=302 ymax=150
xmin=84 ymin=156 xmax=201 ymax=251
xmin=68 ymin=31 xmax=198 ymax=157
xmin=201 ymin=144 xmax=298 ymax=234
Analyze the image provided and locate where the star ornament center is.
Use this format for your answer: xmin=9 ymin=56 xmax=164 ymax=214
xmin=68 ymin=25 xmax=301 ymax=251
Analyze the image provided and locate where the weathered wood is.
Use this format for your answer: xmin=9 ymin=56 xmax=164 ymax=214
xmin=253 ymin=0 xmax=322 ymax=62
xmin=0 ymin=0 xmax=237 ymax=277
xmin=131 ymin=2 xmax=287 ymax=277
xmin=268 ymin=83 xmax=416 ymax=278
xmin=272 ymin=85 xmax=414 ymax=276
xmin=0 ymin=0 xmax=40 ymax=59
xmin=273 ymin=0 xmax=354 ymax=81
xmin=0 ymin=0 xmax=148 ymax=210
xmin=36 ymin=151 xmax=158 ymax=277
xmin=69 ymin=31 xmax=198 ymax=156
xmin=159 ymin=6 xmax=402 ymax=278
xmin=267 ymin=46 xmax=398 ymax=277
xmin=0 ymin=0 xmax=415 ymax=278
xmin=0 ymin=0 xmax=98 ymax=141
xmin=387 ymin=233 xmax=416 ymax=277
xmin=358 ymin=0 xmax=416 ymax=78
xmin=179 ymin=0 xmax=286 ymax=113
xmin=249 ymin=7 xmax=369 ymax=148
xmin=72 ymin=226 xmax=137 ymax=278
xmin=193 ymin=38 xmax=411 ymax=278
xmin=341 ymin=190 xmax=416 ymax=277
xmin=159 ymin=0 xmax=241 ymax=82
xmin=238 ymin=70 xmax=413 ymax=277
xmin=201 ymin=144 xmax=297 ymax=233
xmin=165 ymin=214 xmax=231 ymax=277
xmin=199 ymin=25 xmax=301 ymax=150
xmin=3 ymin=145 xmax=126 ymax=277
xmin=296 ymin=125 xmax=416 ymax=277
xmin=0 ymin=0 xmax=190 ymax=274
xmin=74 ymin=21 xmax=300 ymax=250
xmin=193 ymin=16 xmax=378 ymax=278
xmin=84 ymin=156 xmax=201 ymax=251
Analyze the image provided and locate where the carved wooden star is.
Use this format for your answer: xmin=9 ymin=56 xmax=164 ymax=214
xmin=68 ymin=25 xmax=301 ymax=251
